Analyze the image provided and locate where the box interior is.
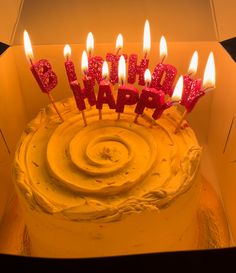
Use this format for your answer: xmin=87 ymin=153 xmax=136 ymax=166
xmin=0 ymin=0 xmax=236 ymax=254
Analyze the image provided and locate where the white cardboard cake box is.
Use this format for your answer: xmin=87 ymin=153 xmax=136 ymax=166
xmin=0 ymin=0 xmax=235 ymax=254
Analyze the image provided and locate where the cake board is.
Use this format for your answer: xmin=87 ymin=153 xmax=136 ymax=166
xmin=0 ymin=176 xmax=230 ymax=257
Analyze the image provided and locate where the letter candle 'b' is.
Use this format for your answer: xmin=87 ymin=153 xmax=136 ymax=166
xmin=24 ymin=30 xmax=64 ymax=122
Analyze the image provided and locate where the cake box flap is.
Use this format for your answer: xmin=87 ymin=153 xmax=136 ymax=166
xmin=212 ymin=0 xmax=236 ymax=41
xmin=12 ymin=0 xmax=218 ymax=45
xmin=0 ymin=0 xmax=23 ymax=46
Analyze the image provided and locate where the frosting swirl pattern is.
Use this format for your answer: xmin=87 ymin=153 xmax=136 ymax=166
xmin=47 ymin=117 xmax=157 ymax=195
xmin=13 ymin=97 xmax=201 ymax=222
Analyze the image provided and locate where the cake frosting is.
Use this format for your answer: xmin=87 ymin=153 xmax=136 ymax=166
xmin=13 ymin=97 xmax=202 ymax=257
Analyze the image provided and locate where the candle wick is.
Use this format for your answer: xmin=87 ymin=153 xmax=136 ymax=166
xmin=202 ymin=86 xmax=214 ymax=93
xmin=116 ymin=48 xmax=121 ymax=55
xmin=29 ymin=58 xmax=33 ymax=65
xmin=161 ymin=56 xmax=165 ymax=64
xmin=144 ymin=51 xmax=148 ymax=59
xmin=84 ymin=69 xmax=88 ymax=78
xmin=188 ymin=72 xmax=193 ymax=77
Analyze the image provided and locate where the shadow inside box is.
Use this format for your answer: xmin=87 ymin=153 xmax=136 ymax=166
xmin=0 ymin=247 xmax=236 ymax=273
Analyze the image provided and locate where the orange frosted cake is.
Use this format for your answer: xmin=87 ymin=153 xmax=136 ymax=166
xmin=13 ymin=97 xmax=202 ymax=257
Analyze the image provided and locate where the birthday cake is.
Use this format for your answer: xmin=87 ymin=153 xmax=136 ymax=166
xmin=13 ymin=97 xmax=202 ymax=258
xmin=11 ymin=24 xmax=217 ymax=257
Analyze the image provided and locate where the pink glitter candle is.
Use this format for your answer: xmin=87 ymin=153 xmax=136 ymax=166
xmin=116 ymin=85 xmax=139 ymax=113
xmin=128 ymin=54 xmax=149 ymax=86
xmin=96 ymin=61 xmax=116 ymax=117
xmin=128 ymin=20 xmax=151 ymax=86
xmin=82 ymin=77 xmax=96 ymax=107
xmin=134 ymin=68 xmax=165 ymax=123
xmin=106 ymin=34 xmax=127 ymax=85
xmin=64 ymin=44 xmax=77 ymax=83
xmin=106 ymin=53 xmax=128 ymax=85
xmin=88 ymin=55 xmax=104 ymax=84
xmin=30 ymin=59 xmax=58 ymax=93
xmin=150 ymin=36 xmax=177 ymax=96
xmin=24 ymin=30 xmax=63 ymax=122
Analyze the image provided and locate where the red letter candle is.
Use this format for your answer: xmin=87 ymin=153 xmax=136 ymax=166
xmin=70 ymin=81 xmax=87 ymax=126
xmin=106 ymin=34 xmax=128 ymax=85
xmin=180 ymin=51 xmax=198 ymax=106
xmin=116 ymin=55 xmax=139 ymax=120
xmin=150 ymin=36 xmax=177 ymax=96
xmin=23 ymin=30 xmax=63 ymax=122
xmin=81 ymin=50 xmax=96 ymax=107
xmin=86 ymin=32 xmax=103 ymax=84
xmin=63 ymin=44 xmax=77 ymax=83
xmin=96 ymin=61 xmax=116 ymax=119
xmin=135 ymin=68 xmax=165 ymax=123
xmin=128 ymin=20 xmax=150 ymax=86
xmin=175 ymin=52 xmax=215 ymax=133
xmin=184 ymin=52 xmax=215 ymax=113
xmin=152 ymin=75 xmax=184 ymax=121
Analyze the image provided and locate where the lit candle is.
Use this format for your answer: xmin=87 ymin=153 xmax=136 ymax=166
xmin=135 ymin=68 xmax=165 ymax=123
xmin=70 ymin=81 xmax=87 ymax=126
xmin=96 ymin=60 xmax=116 ymax=118
xmin=128 ymin=20 xmax=150 ymax=86
xmin=150 ymin=36 xmax=177 ymax=96
xmin=63 ymin=44 xmax=77 ymax=83
xmin=184 ymin=52 xmax=215 ymax=113
xmin=171 ymin=75 xmax=184 ymax=104
xmin=70 ymin=51 xmax=92 ymax=126
xmin=175 ymin=52 xmax=215 ymax=133
xmin=23 ymin=30 xmax=63 ymax=122
xmin=106 ymin=34 xmax=127 ymax=85
xmin=180 ymin=51 xmax=198 ymax=106
xmin=68 ymin=51 xmax=89 ymax=127
xmin=116 ymin=56 xmax=139 ymax=119
xmin=86 ymin=32 xmax=94 ymax=58
xmin=151 ymin=76 xmax=184 ymax=121
xmin=116 ymin=33 xmax=123 ymax=55
xmin=202 ymin=52 xmax=215 ymax=92
xmin=86 ymin=32 xmax=103 ymax=84
xmin=160 ymin=36 xmax=167 ymax=63
xmin=81 ymin=50 xmax=96 ymax=107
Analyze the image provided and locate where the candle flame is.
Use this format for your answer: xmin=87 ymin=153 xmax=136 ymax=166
xmin=160 ymin=35 xmax=167 ymax=62
xmin=102 ymin=61 xmax=109 ymax=79
xmin=116 ymin=34 xmax=123 ymax=50
xmin=188 ymin=50 xmax=198 ymax=76
xmin=172 ymin=76 xmax=184 ymax=102
xmin=63 ymin=44 xmax=71 ymax=59
xmin=86 ymin=32 xmax=94 ymax=55
xmin=81 ymin=50 xmax=88 ymax=74
xmin=118 ymin=55 xmax=126 ymax=84
xmin=203 ymin=52 xmax=215 ymax=91
xmin=144 ymin=69 xmax=151 ymax=85
xmin=23 ymin=30 xmax=34 ymax=63
xmin=143 ymin=20 xmax=151 ymax=56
